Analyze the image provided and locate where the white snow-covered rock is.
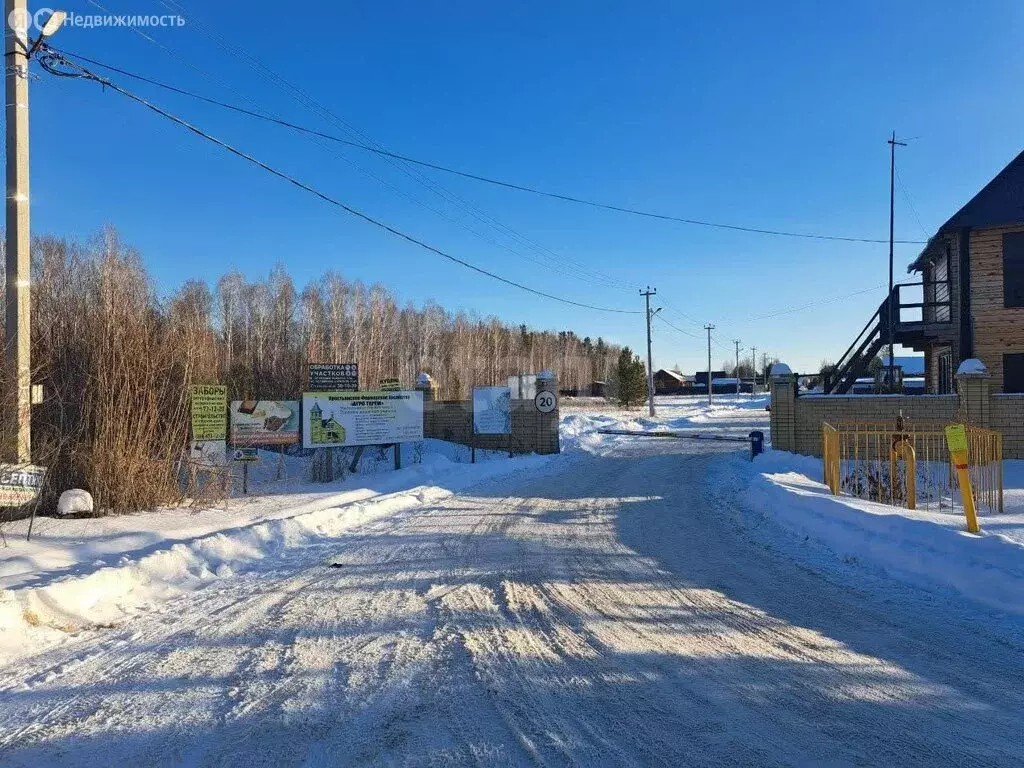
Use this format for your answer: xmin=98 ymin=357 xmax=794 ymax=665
xmin=769 ymin=362 xmax=792 ymax=377
xmin=956 ymin=358 xmax=988 ymax=375
xmin=57 ymin=489 xmax=94 ymax=517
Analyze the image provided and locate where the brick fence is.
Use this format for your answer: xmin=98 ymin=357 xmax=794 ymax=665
xmin=416 ymin=374 xmax=560 ymax=456
xmin=770 ymin=363 xmax=1024 ymax=459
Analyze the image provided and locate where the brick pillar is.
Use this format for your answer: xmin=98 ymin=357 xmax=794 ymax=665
xmin=536 ymin=370 xmax=560 ymax=454
xmin=769 ymin=363 xmax=796 ymax=452
xmin=416 ymin=372 xmax=437 ymax=438
xmin=956 ymin=359 xmax=991 ymax=427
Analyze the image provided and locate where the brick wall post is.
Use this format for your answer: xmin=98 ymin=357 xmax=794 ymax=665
xmin=769 ymin=362 xmax=796 ymax=452
xmin=536 ymin=370 xmax=560 ymax=454
xmin=416 ymin=372 xmax=437 ymax=437
xmin=956 ymin=359 xmax=991 ymax=427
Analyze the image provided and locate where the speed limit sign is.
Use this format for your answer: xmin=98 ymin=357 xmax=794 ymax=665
xmin=534 ymin=390 xmax=557 ymax=414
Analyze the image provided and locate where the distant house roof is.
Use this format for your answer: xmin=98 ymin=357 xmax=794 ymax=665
xmin=882 ymin=355 xmax=925 ymax=375
xmin=910 ymin=148 xmax=1024 ymax=271
xmin=655 ymin=369 xmax=688 ymax=383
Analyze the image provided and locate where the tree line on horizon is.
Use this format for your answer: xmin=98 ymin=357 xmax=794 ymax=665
xmin=1 ymin=228 xmax=627 ymax=514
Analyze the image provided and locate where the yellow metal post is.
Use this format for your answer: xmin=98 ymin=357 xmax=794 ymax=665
xmin=945 ymin=425 xmax=979 ymax=534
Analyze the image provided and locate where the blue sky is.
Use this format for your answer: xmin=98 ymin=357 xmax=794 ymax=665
xmin=19 ymin=0 xmax=1024 ymax=373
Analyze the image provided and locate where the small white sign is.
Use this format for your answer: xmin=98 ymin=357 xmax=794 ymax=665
xmin=189 ymin=439 xmax=226 ymax=466
xmin=534 ymin=390 xmax=557 ymax=414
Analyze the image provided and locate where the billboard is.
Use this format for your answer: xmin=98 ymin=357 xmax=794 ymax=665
xmin=230 ymin=400 xmax=300 ymax=446
xmin=308 ymin=363 xmax=359 ymax=392
xmin=473 ymin=387 xmax=512 ymax=435
xmin=302 ymin=391 xmax=424 ymax=448
xmin=190 ymin=385 xmax=227 ymax=440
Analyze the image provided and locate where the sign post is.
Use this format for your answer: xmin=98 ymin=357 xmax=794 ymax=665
xmin=945 ymin=424 xmax=979 ymax=533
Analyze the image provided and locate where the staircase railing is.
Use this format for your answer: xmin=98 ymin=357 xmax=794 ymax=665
xmin=824 ymin=294 xmax=889 ymax=393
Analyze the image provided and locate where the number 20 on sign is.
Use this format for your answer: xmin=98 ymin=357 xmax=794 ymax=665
xmin=534 ymin=391 xmax=557 ymax=414
xmin=944 ymin=424 xmax=979 ymax=534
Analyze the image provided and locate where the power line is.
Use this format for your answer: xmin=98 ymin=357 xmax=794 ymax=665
xmin=52 ymin=41 xmax=925 ymax=247
xmin=741 ymin=284 xmax=886 ymax=322
xmin=652 ymin=313 xmax=702 ymax=340
xmin=36 ymin=47 xmax=642 ymax=316
xmin=896 ymin=167 xmax=930 ymax=239
xmin=148 ymin=0 xmax=643 ymax=292
xmin=78 ymin=5 xmax=639 ymax=295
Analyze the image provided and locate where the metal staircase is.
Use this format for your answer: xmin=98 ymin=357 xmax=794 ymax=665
xmin=823 ymin=281 xmax=954 ymax=395
xmin=824 ymin=294 xmax=892 ymax=394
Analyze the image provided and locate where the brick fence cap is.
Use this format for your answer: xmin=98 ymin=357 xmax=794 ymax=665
xmin=770 ymin=362 xmax=793 ymax=377
xmin=537 ymin=370 xmax=555 ymax=381
xmin=416 ymin=372 xmax=433 ymax=386
xmin=956 ymin=358 xmax=988 ymax=376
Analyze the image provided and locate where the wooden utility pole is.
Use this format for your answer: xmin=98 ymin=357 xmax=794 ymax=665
xmin=704 ymin=324 xmax=715 ymax=405
xmin=750 ymin=346 xmax=757 ymax=394
xmin=887 ymin=131 xmax=907 ymax=390
xmin=5 ymin=0 xmax=32 ymax=463
xmin=732 ymin=339 xmax=742 ymax=396
xmin=641 ymin=287 xmax=657 ymax=417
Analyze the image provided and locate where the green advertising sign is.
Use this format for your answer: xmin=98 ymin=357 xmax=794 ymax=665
xmin=190 ymin=385 xmax=227 ymax=440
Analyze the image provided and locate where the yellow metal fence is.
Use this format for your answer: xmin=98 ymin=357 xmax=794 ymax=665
xmin=822 ymin=420 xmax=1002 ymax=515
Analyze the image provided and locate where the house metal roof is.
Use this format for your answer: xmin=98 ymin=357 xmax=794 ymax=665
xmin=909 ymin=147 xmax=1024 ymax=271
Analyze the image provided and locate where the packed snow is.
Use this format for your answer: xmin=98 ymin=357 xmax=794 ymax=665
xmin=0 ymin=394 xmax=1022 ymax=766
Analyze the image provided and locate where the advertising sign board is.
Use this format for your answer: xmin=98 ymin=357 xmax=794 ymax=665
xmin=308 ymin=363 xmax=359 ymax=392
xmin=473 ymin=387 xmax=512 ymax=435
xmin=230 ymin=400 xmax=300 ymax=446
xmin=0 ymin=464 xmax=46 ymax=505
xmin=190 ymin=385 xmax=227 ymax=440
xmin=302 ymin=391 xmax=424 ymax=448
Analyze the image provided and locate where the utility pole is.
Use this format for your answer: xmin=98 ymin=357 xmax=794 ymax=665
xmin=641 ymin=287 xmax=657 ymax=417
xmin=887 ymin=130 xmax=906 ymax=391
xmin=750 ymin=346 xmax=757 ymax=395
xmin=5 ymin=0 xmax=32 ymax=464
xmin=761 ymin=352 xmax=769 ymax=391
xmin=704 ymin=324 xmax=715 ymax=405
xmin=732 ymin=339 xmax=742 ymax=396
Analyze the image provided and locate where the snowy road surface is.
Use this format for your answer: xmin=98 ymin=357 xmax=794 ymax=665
xmin=3 ymin=436 xmax=1024 ymax=765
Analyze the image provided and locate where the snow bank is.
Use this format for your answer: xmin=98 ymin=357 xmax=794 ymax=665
xmin=0 ymin=447 xmax=556 ymax=664
xmin=738 ymin=450 xmax=1024 ymax=616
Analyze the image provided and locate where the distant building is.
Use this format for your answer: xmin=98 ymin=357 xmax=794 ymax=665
xmin=653 ymin=369 xmax=690 ymax=394
xmin=881 ymin=355 xmax=925 ymax=376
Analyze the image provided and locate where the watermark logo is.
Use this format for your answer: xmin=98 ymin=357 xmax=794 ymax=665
xmin=7 ymin=7 xmax=185 ymax=33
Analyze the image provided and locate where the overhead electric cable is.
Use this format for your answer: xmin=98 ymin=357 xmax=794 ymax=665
xmin=38 ymin=47 xmax=641 ymax=315
xmin=57 ymin=37 xmax=926 ymax=247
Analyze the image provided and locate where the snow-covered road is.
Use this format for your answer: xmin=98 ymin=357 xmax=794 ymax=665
xmin=2 ymin=435 xmax=1024 ymax=766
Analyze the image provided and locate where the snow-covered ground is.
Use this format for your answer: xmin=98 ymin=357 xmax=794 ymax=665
xmin=0 ymin=395 xmax=1022 ymax=766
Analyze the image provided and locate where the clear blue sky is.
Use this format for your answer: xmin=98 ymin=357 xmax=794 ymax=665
xmin=20 ymin=0 xmax=1024 ymax=373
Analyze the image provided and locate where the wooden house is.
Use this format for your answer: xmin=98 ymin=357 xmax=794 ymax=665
xmin=826 ymin=149 xmax=1024 ymax=394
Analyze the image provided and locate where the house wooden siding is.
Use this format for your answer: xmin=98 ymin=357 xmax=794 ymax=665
xmin=969 ymin=225 xmax=1024 ymax=392
xmin=919 ymin=231 xmax=962 ymax=394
